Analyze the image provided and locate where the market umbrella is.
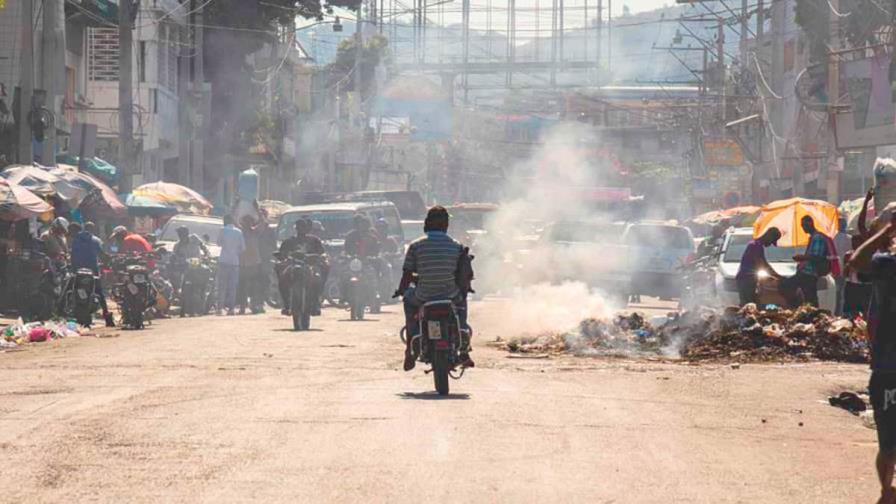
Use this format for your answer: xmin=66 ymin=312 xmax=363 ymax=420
xmin=0 ymin=180 xmax=54 ymax=220
xmin=753 ymin=197 xmax=839 ymax=247
xmin=0 ymin=164 xmax=89 ymax=205
xmin=51 ymin=165 xmax=126 ymax=217
xmin=839 ymin=197 xmax=875 ymax=233
xmin=132 ymin=182 xmax=212 ymax=215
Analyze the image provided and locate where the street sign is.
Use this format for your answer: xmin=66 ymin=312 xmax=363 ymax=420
xmin=703 ymin=138 xmax=745 ymax=167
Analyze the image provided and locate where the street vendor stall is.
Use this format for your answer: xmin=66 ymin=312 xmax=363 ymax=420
xmin=132 ymin=182 xmax=212 ymax=216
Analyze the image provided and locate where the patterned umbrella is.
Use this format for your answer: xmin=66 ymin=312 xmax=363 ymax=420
xmin=51 ymin=165 xmax=126 ymax=216
xmin=132 ymin=182 xmax=212 ymax=215
xmin=0 ymin=164 xmax=89 ymax=205
xmin=0 ymin=180 xmax=54 ymax=220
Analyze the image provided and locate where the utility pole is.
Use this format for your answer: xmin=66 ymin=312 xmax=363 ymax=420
xmin=18 ymin=0 xmax=34 ymax=165
xmin=193 ymin=1 xmax=205 ymax=194
xmin=740 ymin=0 xmax=748 ymax=63
xmin=717 ymin=18 xmax=725 ymax=126
xmin=354 ymin=3 xmax=362 ymax=100
xmin=118 ymin=0 xmax=134 ymax=193
xmin=461 ymin=0 xmax=470 ymax=103
xmin=826 ymin=0 xmax=841 ymax=203
xmin=40 ymin=0 xmax=64 ymax=166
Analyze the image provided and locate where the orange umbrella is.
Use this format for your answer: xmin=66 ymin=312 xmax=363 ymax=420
xmin=753 ymin=197 xmax=839 ymax=247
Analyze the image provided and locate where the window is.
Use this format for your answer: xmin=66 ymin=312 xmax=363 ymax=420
xmin=152 ymin=88 xmax=159 ymax=114
xmin=138 ymin=41 xmax=146 ymax=82
xmin=88 ymin=28 xmax=119 ymax=81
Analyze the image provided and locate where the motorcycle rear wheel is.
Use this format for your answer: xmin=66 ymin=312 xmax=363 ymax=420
xmin=291 ymin=287 xmax=307 ymax=331
xmin=433 ymin=351 xmax=450 ymax=396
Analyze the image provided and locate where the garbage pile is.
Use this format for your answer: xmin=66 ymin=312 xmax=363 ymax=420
xmin=679 ymin=304 xmax=868 ymax=363
xmin=494 ymin=304 xmax=870 ymax=363
xmin=0 ymin=319 xmax=89 ymax=350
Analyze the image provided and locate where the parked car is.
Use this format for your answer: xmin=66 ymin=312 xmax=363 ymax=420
xmin=156 ymin=214 xmax=223 ymax=257
xmin=623 ymin=221 xmax=696 ymax=299
xmin=714 ymin=227 xmax=836 ymax=311
xmin=535 ymin=219 xmax=630 ymax=299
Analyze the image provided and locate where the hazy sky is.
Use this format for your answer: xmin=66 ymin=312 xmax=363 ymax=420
xmin=624 ymin=0 xmax=674 ymax=15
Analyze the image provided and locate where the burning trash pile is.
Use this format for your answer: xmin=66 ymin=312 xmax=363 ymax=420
xmin=493 ymin=304 xmax=870 ymax=363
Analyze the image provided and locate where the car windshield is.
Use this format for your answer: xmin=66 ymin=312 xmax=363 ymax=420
xmin=160 ymin=218 xmax=223 ymax=245
xmin=279 ymin=211 xmax=356 ymax=241
xmin=625 ymin=225 xmax=693 ymax=249
xmin=723 ymin=234 xmax=802 ymax=263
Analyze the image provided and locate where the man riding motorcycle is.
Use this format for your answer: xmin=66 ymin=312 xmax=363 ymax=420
xmin=344 ymin=214 xmax=381 ymax=258
xmin=278 ymin=218 xmax=328 ymax=316
xmin=69 ymin=221 xmax=116 ymax=327
xmin=170 ymin=226 xmax=209 ymax=293
xmin=397 ymin=206 xmax=474 ymax=371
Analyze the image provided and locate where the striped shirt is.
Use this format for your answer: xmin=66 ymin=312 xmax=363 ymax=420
xmin=403 ymin=231 xmax=463 ymax=302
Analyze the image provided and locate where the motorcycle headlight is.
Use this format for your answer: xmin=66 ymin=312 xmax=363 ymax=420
xmin=188 ymin=258 xmax=201 ymax=267
xmin=349 ymin=258 xmax=363 ymax=272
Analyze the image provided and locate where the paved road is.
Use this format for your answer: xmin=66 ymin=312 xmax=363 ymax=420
xmin=0 ymin=299 xmax=880 ymax=503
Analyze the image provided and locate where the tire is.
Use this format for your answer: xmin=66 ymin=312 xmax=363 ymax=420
xmin=324 ymin=280 xmax=341 ymax=307
xmin=134 ymin=310 xmax=144 ymax=330
xmin=291 ymin=286 xmax=304 ymax=331
xmin=181 ymin=284 xmax=193 ymax=316
xmin=433 ymin=351 xmax=450 ymax=396
xmin=75 ymin=303 xmax=92 ymax=327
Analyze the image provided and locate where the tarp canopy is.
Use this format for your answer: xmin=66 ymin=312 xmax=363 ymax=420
xmin=692 ymin=205 xmax=761 ymax=226
xmin=0 ymin=180 xmax=54 ymax=220
xmin=55 ymin=154 xmax=119 ymax=186
xmin=753 ymin=197 xmax=840 ymax=247
xmin=132 ymin=182 xmax=212 ymax=215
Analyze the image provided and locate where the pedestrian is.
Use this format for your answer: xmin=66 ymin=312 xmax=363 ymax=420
xmin=216 ymin=214 xmax=244 ymax=316
xmin=834 ymin=217 xmax=852 ymax=315
xmin=40 ymin=217 xmax=69 ymax=263
xmin=780 ymin=216 xmax=830 ymax=307
xmin=735 ymin=227 xmax=783 ymax=306
xmin=848 ymin=212 xmax=896 ymax=504
xmin=237 ymin=215 xmax=263 ymax=314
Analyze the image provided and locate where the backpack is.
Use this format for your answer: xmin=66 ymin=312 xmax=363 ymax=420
xmin=455 ymin=246 xmax=475 ymax=296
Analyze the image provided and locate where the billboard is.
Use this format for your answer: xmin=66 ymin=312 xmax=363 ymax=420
xmin=703 ymin=138 xmax=745 ymax=166
xmin=834 ymin=52 xmax=896 ymax=149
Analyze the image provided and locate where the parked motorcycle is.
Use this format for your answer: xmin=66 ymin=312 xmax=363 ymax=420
xmin=110 ymin=254 xmax=157 ymax=329
xmin=16 ymin=250 xmax=59 ymax=322
xmin=278 ymin=252 xmax=322 ymax=331
xmin=401 ymin=299 xmax=472 ymax=395
xmin=344 ymin=256 xmax=378 ymax=320
xmin=180 ymin=257 xmax=214 ymax=317
xmin=60 ymin=267 xmax=100 ymax=327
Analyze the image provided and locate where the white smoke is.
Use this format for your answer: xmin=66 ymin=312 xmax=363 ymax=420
xmin=473 ymin=122 xmax=629 ymax=338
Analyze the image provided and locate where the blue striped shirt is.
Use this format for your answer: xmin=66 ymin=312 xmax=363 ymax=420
xmin=403 ymin=231 xmax=463 ymax=302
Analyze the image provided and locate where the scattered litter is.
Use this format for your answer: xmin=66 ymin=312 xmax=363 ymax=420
xmin=1 ymin=318 xmax=93 ymax=350
xmin=828 ymin=391 xmax=869 ymax=415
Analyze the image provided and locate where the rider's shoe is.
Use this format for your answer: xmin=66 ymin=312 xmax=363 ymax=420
xmin=281 ymin=308 xmax=290 ymax=316
xmin=104 ymin=313 xmax=116 ymax=328
xmin=459 ymin=352 xmax=475 ymax=368
xmin=403 ymin=351 xmax=416 ymax=371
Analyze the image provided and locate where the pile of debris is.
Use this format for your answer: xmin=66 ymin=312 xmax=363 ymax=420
xmin=493 ymin=304 xmax=870 ymax=363
xmin=679 ymin=304 xmax=868 ymax=363
xmin=0 ymin=319 xmax=89 ymax=351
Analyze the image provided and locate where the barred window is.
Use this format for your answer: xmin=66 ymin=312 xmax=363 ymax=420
xmin=167 ymin=28 xmax=178 ymax=91
xmin=88 ymin=28 xmax=119 ymax=81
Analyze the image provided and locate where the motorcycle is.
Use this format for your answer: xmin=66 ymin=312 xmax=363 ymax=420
xmin=344 ymin=256 xmax=378 ymax=320
xmin=400 ymin=299 xmax=472 ymax=396
xmin=60 ymin=267 xmax=100 ymax=327
xmin=16 ymin=250 xmax=59 ymax=322
xmin=110 ymin=254 xmax=157 ymax=329
xmin=278 ymin=252 xmax=322 ymax=331
xmin=180 ymin=257 xmax=214 ymax=317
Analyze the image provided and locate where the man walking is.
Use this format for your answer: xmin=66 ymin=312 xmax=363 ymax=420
xmin=217 ymin=215 xmax=245 ymax=316
xmin=238 ymin=215 xmax=263 ymax=314
xmin=850 ymin=214 xmax=896 ymax=504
